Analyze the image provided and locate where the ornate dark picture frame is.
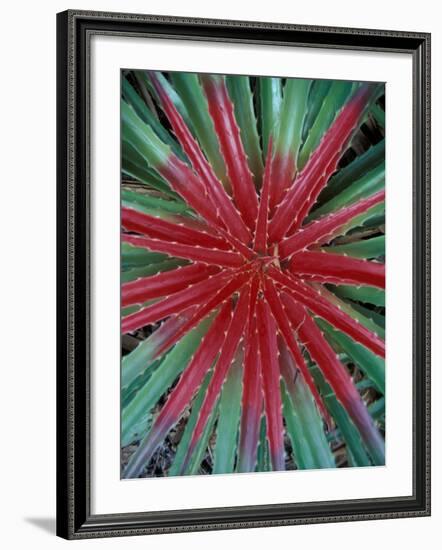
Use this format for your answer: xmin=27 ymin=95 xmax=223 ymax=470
xmin=56 ymin=9 xmax=431 ymax=540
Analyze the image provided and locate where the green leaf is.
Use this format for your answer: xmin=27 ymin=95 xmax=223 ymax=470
xmin=213 ymin=351 xmax=243 ymax=474
xmin=299 ymin=80 xmax=353 ymax=169
xmin=122 ymin=242 xmax=169 ymax=268
xmin=121 ymin=259 xmax=188 ymax=283
xmin=313 ymin=161 xmax=385 ymax=219
xmin=122 ymin=189 xmax=190 ymax=217
xmin=318 ymin=287 xmax=385 ymax=339
xmin=186 ymin=402 xmax=218 ymax=475
xmin=362 ymin=213 xmax=385 ymax=229
xmin=369 ymin=397 xmax=385 ymax=422
xmin=315 ymin=140 xmax=385 ymax=208
xmin=350 ymin=302 xmax=385 ymax=331
xmin=121 ymin=359 xmax=165 ymax=447
xmin=122 ymin=76 xmax=184 ymax=159
xmin=171 ymin=72 xmax=229 ymax=187
xmin=122 ymin=141 xmax=176 ymax=197
xmin=122 ymin=101 xmax=172 ymax=169
xmin=122 ymin=306 xmax=188 ymax=388
xmin=282 ymin=376 xmax=335 ymax=469
xmin=142 ymin=71 xmax=195 ymax=133
xmin=332 ymin=285 xmax=385 ymax=307
xmin=259 ymin=77 xmax=282 ymax=155
xmin=227 ymin=76 xmax=263 ymax=185
xmin=122 ymin=301 xmax=154 ymax=318
xmin=326 ymin=235 xmax=385 ymax=259
xmin=122 ymin=358 xmax=162 ymax=409
xmin=122 ymin=416 xmax=154 ymax=453
xmin=370 ymin=103 xmax=385 ymax=128
xmin=275 ymin=78 xmax=311 ymax=162
xmin=256 ymin=416 xmax=271 ymax=472
xmin=301 ymin=79 xmax=332 ymax=142
xmin=328 ymin=204 xmax=384 ymax=249
xmin=355 ymin=378 xmax=377 ymax=391
xmin=317 ymin=319 xmax=385 ymax=394
xmin=338 ymin=203 xmax=385 ymax=239
xmin=121 ymin=319 xmax=210 ymax=446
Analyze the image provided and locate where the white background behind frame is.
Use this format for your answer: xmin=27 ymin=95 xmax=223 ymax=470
xmin=91 ymin=34 xmax=413 ymax=514
xmin=2 ymin=1 xmax=440 ymax=548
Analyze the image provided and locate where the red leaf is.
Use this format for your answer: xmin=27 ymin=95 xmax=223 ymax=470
xmin=122 ymin=268 xmax=236 ymax=334
xmin=156 ymin=155 xmax=219 ymax=226
xmin=122 ymin=207 xmax=230 ymax=250
xmin=122 ymin=302 xmax=233 ymax=478
xmin=180 ymin=286 xmax=252 ymax=473
xmin=269 ymin=267 xmax=385 ymax=357
xmin=289 ymin=168 xmax=336 ymax=236
xmin=269 ymin=84 xmax=378 ymax=242
xmin=154 ymin=270 xmax=254 ymax=357
xmin=289 ymin=250 xmax=385 ymax=289
xmin=201 ymin=75 xmax=259 ymax=229
xmin=122 ymin=263 xmax=221 ymax=308
xmin=256 ymin=297 xmax=285 ymax=471
xmin=268 ymin=152 xmax=295 ymax=214
xmin=283 ymin=296 xmax=385 ymax=464
xmin=279 ymin=190 xmax=385 ymax=259
xmin=262 ymin=277 xmax=330 ymax=426
xmin=149 ymin=72 xmax=252 ymax=244
xmin=211 ymin=224 xmax=255 ymax=260
xmin=254 ymin=139 xmax=273 ymax=254
xmin=122 ymin=234 xmax=245 ymax=268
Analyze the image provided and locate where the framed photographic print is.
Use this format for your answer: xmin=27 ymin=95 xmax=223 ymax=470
xmin=56 ymin=10 xmax=431 ymax=539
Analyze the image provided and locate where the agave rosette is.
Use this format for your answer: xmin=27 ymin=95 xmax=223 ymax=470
xmin=121 ymin=70 xmax=385 ymax=478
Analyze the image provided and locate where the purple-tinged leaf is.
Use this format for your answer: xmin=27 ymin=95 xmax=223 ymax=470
xmin=180 ymin=286 xmax=252 ymax=473
xmin=256 ymin=297 xmax=285 ymax=471
xmin=122 ymin=302 xmax=233 ymax=478
xmin=279 ymin=337 xmax=336 ymax=469
xmin=284 ymin=297 xmax=385 ymax=465
xmin=237 ymin=316 xmax=262 ymax=473
xmin=262 ymin=277 xmax=330 ymax=425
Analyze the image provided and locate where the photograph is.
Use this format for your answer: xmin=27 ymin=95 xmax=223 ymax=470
xmin=54 ymin=7 xmax=431 ymax=539
xmin=120 ymin=70 xmax=386 ymax=479
xmin=0 ymin=0 xmax=437 ymax=547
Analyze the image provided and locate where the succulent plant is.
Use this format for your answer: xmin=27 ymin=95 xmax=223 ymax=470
xmin=121 ymin=70 xmax=385 ymax=478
